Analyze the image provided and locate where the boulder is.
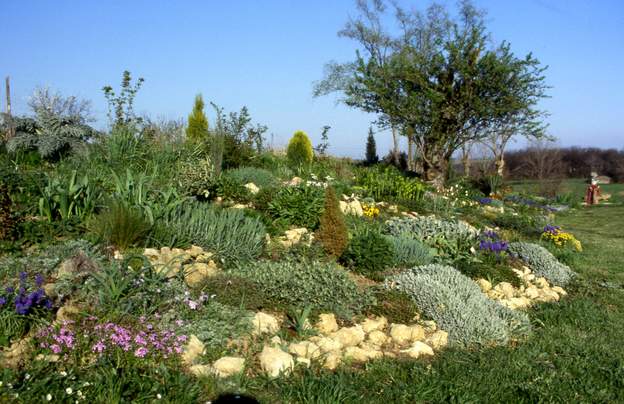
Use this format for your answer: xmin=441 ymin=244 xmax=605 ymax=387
xmin=212 ymin=356 xmax=245 ymax=378
xmin=252 ymin=312 xmax=280 ymax=336
xmin=425 ymin=330 xmax=448 ymax=350
xmin=182 ymin=335 xmax=205 ymax=365
xmin=316 ymin=313 xmax=339 ymax=335
xmin=259 ymin=346 xmax=294 ymax=377
xmin=494 ymin=282 xmax=515 ymax=299
xmin=1 ymin=337 xmax=33 ymax=369
xmin=316 ymin=337 xmax=343 ymax=353
xmin=360 ymin=316 xmax=388 ymax=333
xmin=288 ymin=341 xmax=321 ymax=359
xmin=183 ymin=261 xmax=220 ymax=288
xmin=551 ymin=286 xmax=567 ymax=296
xmin=331 ymin=326 xmax=365 ymax=348
xmin=421 ymin=320 xmax=437 ymax=333
xmin=535 ymin=277 xmax=550 ymax=289
xmin=390 ymin=324 xmax=424 ymax=346
xmin=56 ymin=303 xmax=81 ymax=323
xmin=339 ymin=200 xmax=364 ymax=216
xmin=187 ymin=245 xmax=204 ymax=258
xmin=287 ymin=177 xmax=304 ymax=186
xmin=476 ymin=278 xmax=492 ymax=292
xmin=189 ymin=364 xmax=212 ymax=377
xmin=244 ymin=182 xmax=260 ymax=194
xmin=524 ymin=286 xmax=541 ymax=300
xmin=367 ymin=330 xmax=388 ymax=346
xmin=408 ymin=325 xmax=426 ymax=342
xmin=344 ymin=346 xmax=382 ymax=362
xmin=323 ymin=350 xmax=342 ymax=370
xmin=401 ymin=341 xmax=434 ymax=359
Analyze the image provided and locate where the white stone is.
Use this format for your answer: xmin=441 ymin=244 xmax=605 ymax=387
xmin=288 ymin=341 xmax=321 ymax=359
xmin=535 ymin=277 xmax=550 ymax=289
xmin=259 ymin=346 xmax=294 ymax=378
xmin=212 ymin=357 xmax=245 ymax=378
xmin=360 ymin=316 xmax=388 ymax=333
xmin=316 ymin=337 xmax=343 ymax=353
xmin=425 ymin=330 xmax=448 ymax=350
xmin=189 ymin=364 xmax=212 ymax=377
xmin=183 ymin=261 xmax=219 ymax=288
xmin=244 ymin=182 xmax=260 ymax=194
xmin=494 ymin=282 xmax=515 ymax=299
xmin=252 ymin=312 xmax=280 ymax=336
xmin=551 ymin=286 xmax=567 ymax=296
xmin=331 ymin=325 xmax=365 ymax=348
xmin=344 ymin=346 xmax=381 ymax=362
xmin=323 ymin=351 xmax=342 ymax=370
xmin=316 ymin=313 xmax=339 ymax=335
xmin=367 ymin=330 xmax=388 ymax=346
xmin=476 ymin=278 xmax=492 ymax=292
xmin=390 ymin=324 xmax=424 ymax=346
xmin=401 ymin=341 xmax=435 ymax=359
xmin=182 ymin=335 xmax=205 ymax=365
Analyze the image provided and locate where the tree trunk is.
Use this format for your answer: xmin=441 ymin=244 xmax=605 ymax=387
xmin=4 ymin=76 xmax=14 ymax=141
xmin=461 ymin=145 xmax=470 ymax=177
xmin=391 ymin=126 xmax=399 ymax=165
xmin=423 ymin=152 xmax=449 ymax=190
xmin=495 ymin=153 xmax=505 ymax=177
xmin=407 ymin=135 xmax=414 ymax=171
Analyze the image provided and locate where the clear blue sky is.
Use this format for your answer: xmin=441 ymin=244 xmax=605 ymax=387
xmin=2 ymin=0 xmax=623 ymax=157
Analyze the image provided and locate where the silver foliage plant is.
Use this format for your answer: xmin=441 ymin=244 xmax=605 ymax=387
xmin=386 ymin=235 xmax=435 ymax=268
xmin=508 ymin=242 xmax=576 ymax=286
xmin=385 ymin=216 xmax=479 ymax=244
xmin=385 ymin=264 xmax=531 ymax=346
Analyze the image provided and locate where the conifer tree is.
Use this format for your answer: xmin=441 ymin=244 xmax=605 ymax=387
xmin=286 ymin=130 xmax=314 ymax=169
xmin=186 ymin=94 xmax=209 ymax=143
xmin=316 ymin=186 xmax=348 ymax=258
xmin=365 ymin=127 xmax=378 ymax=165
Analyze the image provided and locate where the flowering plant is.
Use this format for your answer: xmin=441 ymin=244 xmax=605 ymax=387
xmin=541 ymin=225 xmax=582 ymax=252
xmin=478 ymin=230 xmax=509 ymax=256
xmin=0 ymin=272 xmax=53 ymax=315
xmin=362 ymin=203 xmax=380 ymax=218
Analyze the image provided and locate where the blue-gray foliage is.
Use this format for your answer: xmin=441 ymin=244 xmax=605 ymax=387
xmin=508 ymin=242 xmax=576 ymax=286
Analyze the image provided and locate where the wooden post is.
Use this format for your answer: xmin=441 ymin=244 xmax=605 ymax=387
xmin=4 ymin=76 xmax=14 ymax=140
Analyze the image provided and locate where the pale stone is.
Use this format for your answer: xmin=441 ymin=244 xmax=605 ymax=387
xmin=538 ymin=288 xmax=560 ymax=302
xmin=408 ymin=325 xmax=426 ymax=342
xmin=43 ymin=283 xmax=56 ymax=299
xmin=288 ymin=341 xmax=321 ymax=359
xmin=183 ymin=261 xmax=220 ymax=288
xmin=244 ymin=182 xmax=260 ymax=194
xmin=360 ymin=316 xmax=388 ymax=333
xmin=331 ymin=325 xmax=365 ymax=348
xmin=552 ymin=286 xmax=567 ymax=296
xmin=287 ymin=177 xmax=304 ymax=186
xmin=296 ymin=357 xmax=311 ymax=367
xmin=344 ymin=346 xmax=382 ymax=362
xmin=316 ymin=337 xmax=343 ymax=353
xmin=57 ymin=259 xmax=77 ymax=278
xmin=487 ymin=289 xmax=505 ymax=300
xmin=323 ymin=351 xmax=342 ymax=370
xmin=425 ymin=330 xmax=448 ymax=350
xmin=316 ymin=313 xmax=339 ymax=335
xmin=252 ymin=312 xmax=280 ymax=336
xmin=367 ymin=330 xmax=388 ymax=346
xmin=1 ymin=337 xmax=33 ymax=369
xmin=524 ymin=286 xmax=541 ymax=299
xmin=535 ymin=277 xmax=550 ymax=289
xmin=422 ymin=320 xmax=437 ymax=333
xmin=187 ymin=245 xmax=204 ymax=258
xmin=401 ymin=341 xmax=435 ymax=359
xmin=56 ymin=304 xmax=80 ymax=323
xmin=390 ymin=324 xmax=414 ymax=346
xmin=509 ymin=296 xmax=532 ymax=309
xmin=182 ymin=335 xmax=205 ymax=365
xmin=35 ymin=353 xmax=60 ymax=363
xmin=212 ymin=356 xmax=245 ymax=378
xmin=189 ymin=364 xmax=212 ymax=377
xmin=113 ymin=250 xmax=124 ymax=260
xmin=259 ymin=346 xmax=294 ymax=377
xmin=476 ymin=278 xmax=492 ymax=292
xmin=196 ymin=252 xmax=214 ymax=263
xmin=231 ymin=203 xmax=249 ymax=209
xmin=339 ymin=200 xmax=364 ymax=216
xmin=494 ymin=282 xmax=515 ymax=299
xmin=270 ymin=336 xmax=283 ymax=347
xmin=143 ymin=248 xmax=160 ymax=259
xmin=279 ymin=228 xmax=309 ymax=248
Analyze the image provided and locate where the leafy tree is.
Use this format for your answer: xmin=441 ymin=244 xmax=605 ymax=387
xmin=365 ymin=126 xmax=378 ymax=165
xmin=287 ymin=130 xmax=314 ymax=169
xmin=102 ymin=70 xmax=144 ymax=129
xmin=314 ymin=125 xmax=331 ymax=157
xmin=315 ymin=0 xmax=548 ymax=187
xmin=316 ymin=186 xmax=348 ymax=257
xmin=186 ymin=94 xmax=209 ymax=144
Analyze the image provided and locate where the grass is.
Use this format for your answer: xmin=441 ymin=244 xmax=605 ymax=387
xmin=238 ymin=203 xmax=624 ymax=402
xmin=509 ymin=178 xmax=624 ymax=204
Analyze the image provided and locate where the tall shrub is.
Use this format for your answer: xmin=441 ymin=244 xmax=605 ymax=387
xmin=365 ymin=127 xmax=378 ymax=165
xmin=316 ymin=187 xmax=348 ymax=257
xmin=286 ymin=130 xmax=313 ymax=169
xmin=186 ymin=94 xmax=209 ymax=144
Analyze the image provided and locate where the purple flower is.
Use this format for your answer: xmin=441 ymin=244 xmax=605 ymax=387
xmin=0 ymin=296 xmax=6 ymax=306
xmin=92 ymin=340 xmax=106 ymax=353
xmin=35 ymin=274 xmax=44 ymax=287
xmin=134 ymin=347 xmax=149 ymax=358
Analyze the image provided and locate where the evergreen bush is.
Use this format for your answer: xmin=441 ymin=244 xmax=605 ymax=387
xmin=286 ymin=130 xmax=314 ymax=169
xmin=316 ymin=187 xmax=348 ymax=257
xmin=387 ymin=236 xmax=434 ymax=268
xmin=365 ymin=127 xmax=378 ymax=165
xmin=185 ymin=94 xmax=209 ymax=144
xmin=341 ymin=228 xmax=395 ymax=277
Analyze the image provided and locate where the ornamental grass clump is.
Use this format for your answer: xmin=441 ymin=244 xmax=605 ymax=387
xmin=316 ymin=187 xmax=348 ymax=257
xmin=387 ymin=236 xmax=434 ymax=268
xmin=231 ymin=259 xmax=374 ymax=317
xmin=507 ymin=242 xmax=576 ymax=286
xmin=385 ymin=264 xmax=531 ymax=346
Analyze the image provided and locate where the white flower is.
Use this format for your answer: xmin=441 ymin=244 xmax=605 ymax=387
xmin=77 ymin=391 xmax=83 ymax=398
xmin=25 ymin=373 xmax=31 ymax=380
xmin=157 ymin=394 xmax=162 ymax=399
xmin=46 ymin=394 xmax=53 ymax=401
xmin=60 ymin=371 xmax=68 ymax=377
xmin=66 ymin=387 xmax=73 ymax=395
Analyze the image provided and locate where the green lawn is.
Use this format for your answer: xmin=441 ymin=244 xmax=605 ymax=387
xmin=242 ymin=204 xmax=624 ymax=403
xmin=509 ymin=178 xmax=624 ymax=204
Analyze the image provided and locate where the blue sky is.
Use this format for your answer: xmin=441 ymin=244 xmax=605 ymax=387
xmin=2 ymin=0 xmax=623 ymax=157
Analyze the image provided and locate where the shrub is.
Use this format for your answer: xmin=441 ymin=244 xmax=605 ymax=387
xmin=186 ymin=94 xmax=209 ymax=144
xmin=316 ymin=187 xmax=348 ymax=257
xmin=355 ymin=165 xmax=426 ymax=201
xmin=491 ymin=210 xmax=547 ymax=236
xmin=267 ymin=185 xmax=325 ymax=229
xmin=88 ymin=200 xmax=151 ymax=250
xmin=215 ymin=174 xmax=252 ymax=203
xmin=365 ymin=127 xmax=378 ymax=165
xmin=150 ymin=201 xmax=266 ymax=265
xmin=387 ymin=236 xmax=434 ymax=268
xmin=507 ymin=242 xmax=576 ymax=286
xmin=177 ymin=156 xmax=216 ymax=199
xmin=286 ymin=130 xmax=314 ymax=169
xmin=385 ymin=264 xmax=531 ymax=346
xmin=223 ymin=166 xmax=277 ymax=189
xmin=231 ymin=260 xmax=374 ymax=317
xmin=341 ymin=228 xmax=395 ymax=277
xmin=0 ymin=183 xmax=19 ymax=241
xmin=368 ymin=288 xmax=422 ymax=324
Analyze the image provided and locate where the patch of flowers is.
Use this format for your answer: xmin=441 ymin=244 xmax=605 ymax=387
xmin=541 ymin=225 xmax=582 ymax=252
xmin=478 ymin=231 xmax=509 ymax=256
xmin=1 ymin=272 xmax=53 ymax=315
xmin=362 ymin=203 xmax=380 ymax=218
xmin=37 ymin=316 xmax=187 ymax=360
xmin=504 ymin=195 xmax=561 ymax=212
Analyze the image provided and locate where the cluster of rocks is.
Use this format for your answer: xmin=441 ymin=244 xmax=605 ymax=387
xmin=142 ymin=246 xmax=220 ymax=288
xmin=275 ymin=228 xmax=313 ymax=248
xmin=477 ymin=266 xmax=567 ymax=310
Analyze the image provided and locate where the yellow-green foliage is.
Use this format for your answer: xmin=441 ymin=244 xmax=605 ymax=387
xmin=186 ymin=94 xmax=209 ymax=143
xmin=286 ymin=130 xmax=314 ymax=168
xmin=316 ymin=187 xmax=348 ymax=257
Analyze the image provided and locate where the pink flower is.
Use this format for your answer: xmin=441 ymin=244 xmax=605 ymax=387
xmin=134 ymin=335 xmax=147 ymax=345
xmin=92 ymin=341 xmax=106 ymax=353
xmin=50 ymin=344 xmax=61 ymax=354
xmin=187 ymin=300 xmax=198 ymax=310
xmin=134 ymin=347 xmax=149 ymax=358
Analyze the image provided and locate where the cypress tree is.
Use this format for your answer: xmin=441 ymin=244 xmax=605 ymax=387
xmin=286 ymin=130 xmax=314 ymax=169
xmin=365 ymin=127 xmax=378 ymax=165
xmin=316 ymin=186 xmax=348 ymax=258
xmin=186 ymin=94 xmax=209 ymax=143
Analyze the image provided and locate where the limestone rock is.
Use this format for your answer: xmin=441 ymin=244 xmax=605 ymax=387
xmin=551 ymin=286 xmax=567 ymax=296
xmin=316 ymin=313 xmax=339 ymax=335
xmin=259 ymin=346 xmax=294 ymax=377
xmin=535 ymin=277 xmax=550 ymax=289
xmin=187 ymin=245 xmax=204 ymax=258
xmin=323 ymin=351 xmax=342 ymax=370
xmin=476 ymin=278 xmax=492 ymax=292
xmin=270 ymin=336 xmax=283 ymax=347
xmin=182 ymin=335 xmax=205 ymax=365
xmin=189 ymin=364 xmax=212 ymax=377
xmin=360 ymin=316 xmax=388 ymax=333
xmin=244 ymin=182 xmax=260 ymax=194
xmin=494 ymin=282 xmax=515 ymax=299
xmin=331 ymin=325 xmax=365 ymax=348
xmin=344 ymin=346 xmax=381 ymax=362
xmin=1 ymin=337 xmax=33 ymax=369
xmin=316 ymin=337 xmax=343 ymax=353
xmin=425 ymin=330 xmax=448 ymax=350
xmin=339 ymin=200 xmax=363 ymax=216
xmin=287 ymin=177 xmax=304 ymax=186
xmin=524 ymin=286 xmax=541 ymax=299
xmin=401 ymin=341 xmax=434 ymax=359
xmin=408 ymin=325 xmax=426 ymax=342
xmin=421 ymin=320 xmax=437 ymax=333
xmin=279 ymin=228 xmax=310 ymax=248
xmin=289 ymin=341 xmax=321 ymax=359
xmin=252 ymin=312 xmax=280 ymax=336
xmin=367 ymin=330 xmax=388 ymax=346
xmin=296 ymin=357 xmax=311 ymax=367
xmin=212 ymin=356 xmax=245 ymax=378
xmin=390 ymin=324 xmax=424 ymax=346
xmin=56 ymin=303 xmax=81 ymax=323
xmin=183 ymin=261 xmax=220 ymax=288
